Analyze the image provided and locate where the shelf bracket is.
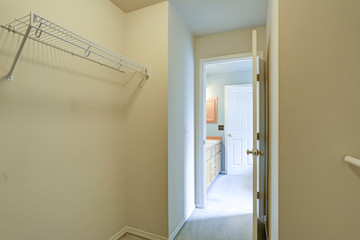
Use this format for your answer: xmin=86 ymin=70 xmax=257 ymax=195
xmin=7 ymin=12 xmax=33 ymax=81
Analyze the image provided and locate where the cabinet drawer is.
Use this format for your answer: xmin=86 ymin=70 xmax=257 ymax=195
xmin=207 ymin=161 xmax=212 ymax=188
xmin=211 ymin=166 xmax=216 ymax=181
xmin=215 ymin=144 xmax=221 ymax=153
xmin=211 ymin=157 xmax=216 ymax=170
xmin=211 ymin=147 xmax=215 ymax=157
xmin=216 ymin=152 xmax=221 ymax=174
xmin=207 ymin=149 xmax=212 ymax=161
xmin=215 ymin=152 xmax=221 ymax=162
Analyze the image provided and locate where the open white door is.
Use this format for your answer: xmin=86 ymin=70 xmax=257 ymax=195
xmin=247 ymin=29 xmax=261 ymax=240
xmin=225 ymin=84 xmax=254 ymax=176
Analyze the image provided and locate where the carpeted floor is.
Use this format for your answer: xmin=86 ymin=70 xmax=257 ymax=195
xmin=175 ymin=174 xmax=266 ymax=240
xmin=120 ymin=175 xmax=266 ymax=240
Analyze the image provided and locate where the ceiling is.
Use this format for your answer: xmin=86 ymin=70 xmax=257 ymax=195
xmin=111 ymin=0 xmax=167 ymax=13
xmin=206 ymin=59 xmax=252 ymax=75
xmin=171 ymin=0 xmax=268 ymax=36
xmin=110 ymin=0 xmax=268 ymax=37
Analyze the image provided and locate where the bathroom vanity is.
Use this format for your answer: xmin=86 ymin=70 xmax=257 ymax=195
xmin=206 ymin=139 xmax=222 ymax=188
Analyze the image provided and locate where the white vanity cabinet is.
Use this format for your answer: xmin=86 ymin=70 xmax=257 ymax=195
xmin=206 ymin=140 xmax=222 ymax=188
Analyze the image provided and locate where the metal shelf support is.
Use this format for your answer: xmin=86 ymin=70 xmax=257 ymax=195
xmin=6 ymin=12 xmax=34 ymax=81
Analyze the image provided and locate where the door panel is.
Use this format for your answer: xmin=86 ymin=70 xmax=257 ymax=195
xmin=233 ymin=93 xmax=242 ymax=131
xmin=225 ymin=85 xmax=253 ymax=176
xmin=233 ymin=140 xmax=242 ymax=165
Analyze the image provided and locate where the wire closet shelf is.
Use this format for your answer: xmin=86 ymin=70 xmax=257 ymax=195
xmin=1 ymin=12 xmax=150 ymax=81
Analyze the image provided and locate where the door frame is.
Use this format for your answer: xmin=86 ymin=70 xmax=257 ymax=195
xmin=195 ymin=51 xmax=266 ymax=215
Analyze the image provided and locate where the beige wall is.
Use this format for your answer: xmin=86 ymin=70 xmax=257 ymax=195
xmin=195 ymin=26 xmax=266 ymax=62
xmin=124 ymin=2 xmax=169 ymax=237
xmin=0 ymin=0 xmax=128 ymax=240
xmin=266 ymin=0 xmax=279 ymax=239
xmin=0 ymin=1 xmax=171 ymax=239
xmin=279 ymin=0 xmax=360 ymax=239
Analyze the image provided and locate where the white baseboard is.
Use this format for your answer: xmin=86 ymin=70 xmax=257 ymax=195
xmin=109 ymin=226 xmax=127 ymax=240
xmin=169 ymin=218 xmax=185 ymax=240
xmin=108 ymin=206 xmax=196 ymax=240
xmin=109 ymin=226 xmax=168 ymax=240
xmin=127 ymin=227 xmax=168 ymax=240
xmin=185 ymin=205 xmax=195 ymax=220
xmin=195 ymin=203 xmax=205 ymax=208
xmin=169 ymin=205 xmax=195 ymax=240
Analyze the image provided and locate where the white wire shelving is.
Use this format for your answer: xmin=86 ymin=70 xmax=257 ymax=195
xmin=0 ymin=12 xmax=150 ymax=81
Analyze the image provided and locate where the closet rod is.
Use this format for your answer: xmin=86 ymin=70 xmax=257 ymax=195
xmin=1 ymin=12 xmax=150 ymax=81
xmin=344 ymin=156 xmax=360 ymax=168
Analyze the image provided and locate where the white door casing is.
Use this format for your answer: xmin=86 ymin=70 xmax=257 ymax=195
xmin=197 ymin=53 xmax=256 ymax=209
xmin=196 ymin=48 xmax=266 ymax=240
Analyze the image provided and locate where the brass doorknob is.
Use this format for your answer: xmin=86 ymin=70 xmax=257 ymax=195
xmin=246 ymin=149 xmax=264 ymax=156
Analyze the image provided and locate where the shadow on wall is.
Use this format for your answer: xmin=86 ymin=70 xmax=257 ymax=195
xmin=349 ymin=165 xmax=360 ymax=178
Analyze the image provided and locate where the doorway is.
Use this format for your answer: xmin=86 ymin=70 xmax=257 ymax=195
xmin=193 ymin=49 xmax=267 ymax=239
xmin=196 ymin=53 xmax=264 ymax=206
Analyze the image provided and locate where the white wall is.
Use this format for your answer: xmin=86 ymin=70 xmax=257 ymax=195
xmin=168 ymin=3 xmax=195 ymax=239
xmin=124 ymin=2 xmax=169 ymax=237
xmin=266 ymin=0 xmax=279 ymax=239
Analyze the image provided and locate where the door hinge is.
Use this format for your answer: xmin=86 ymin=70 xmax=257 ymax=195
xmin=257 ymin=74 xmax=260 ymax=81
xmin=257 ymin=133 xmax=260 ymax=140
xmin=257 ymin=192 xmax=261 ymax=199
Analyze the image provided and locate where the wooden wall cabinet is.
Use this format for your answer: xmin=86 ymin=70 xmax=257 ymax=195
xmin=206 ymin=97 xmax=218 ymax=123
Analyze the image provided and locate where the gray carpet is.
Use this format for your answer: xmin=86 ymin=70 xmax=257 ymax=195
xmin=175 ymin=174 xmax=266 ymax=240
xmin=258 ymin=218 xmax=266 ymax=240
xmin=175 ymin=213 xmax=253 ymax=240
xmin=120 ymin=175 xmax=266 ymax=240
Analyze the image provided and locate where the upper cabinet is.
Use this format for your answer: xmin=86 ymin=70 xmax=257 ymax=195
xmin=206 ymin=97 xmax=218 ymax=123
